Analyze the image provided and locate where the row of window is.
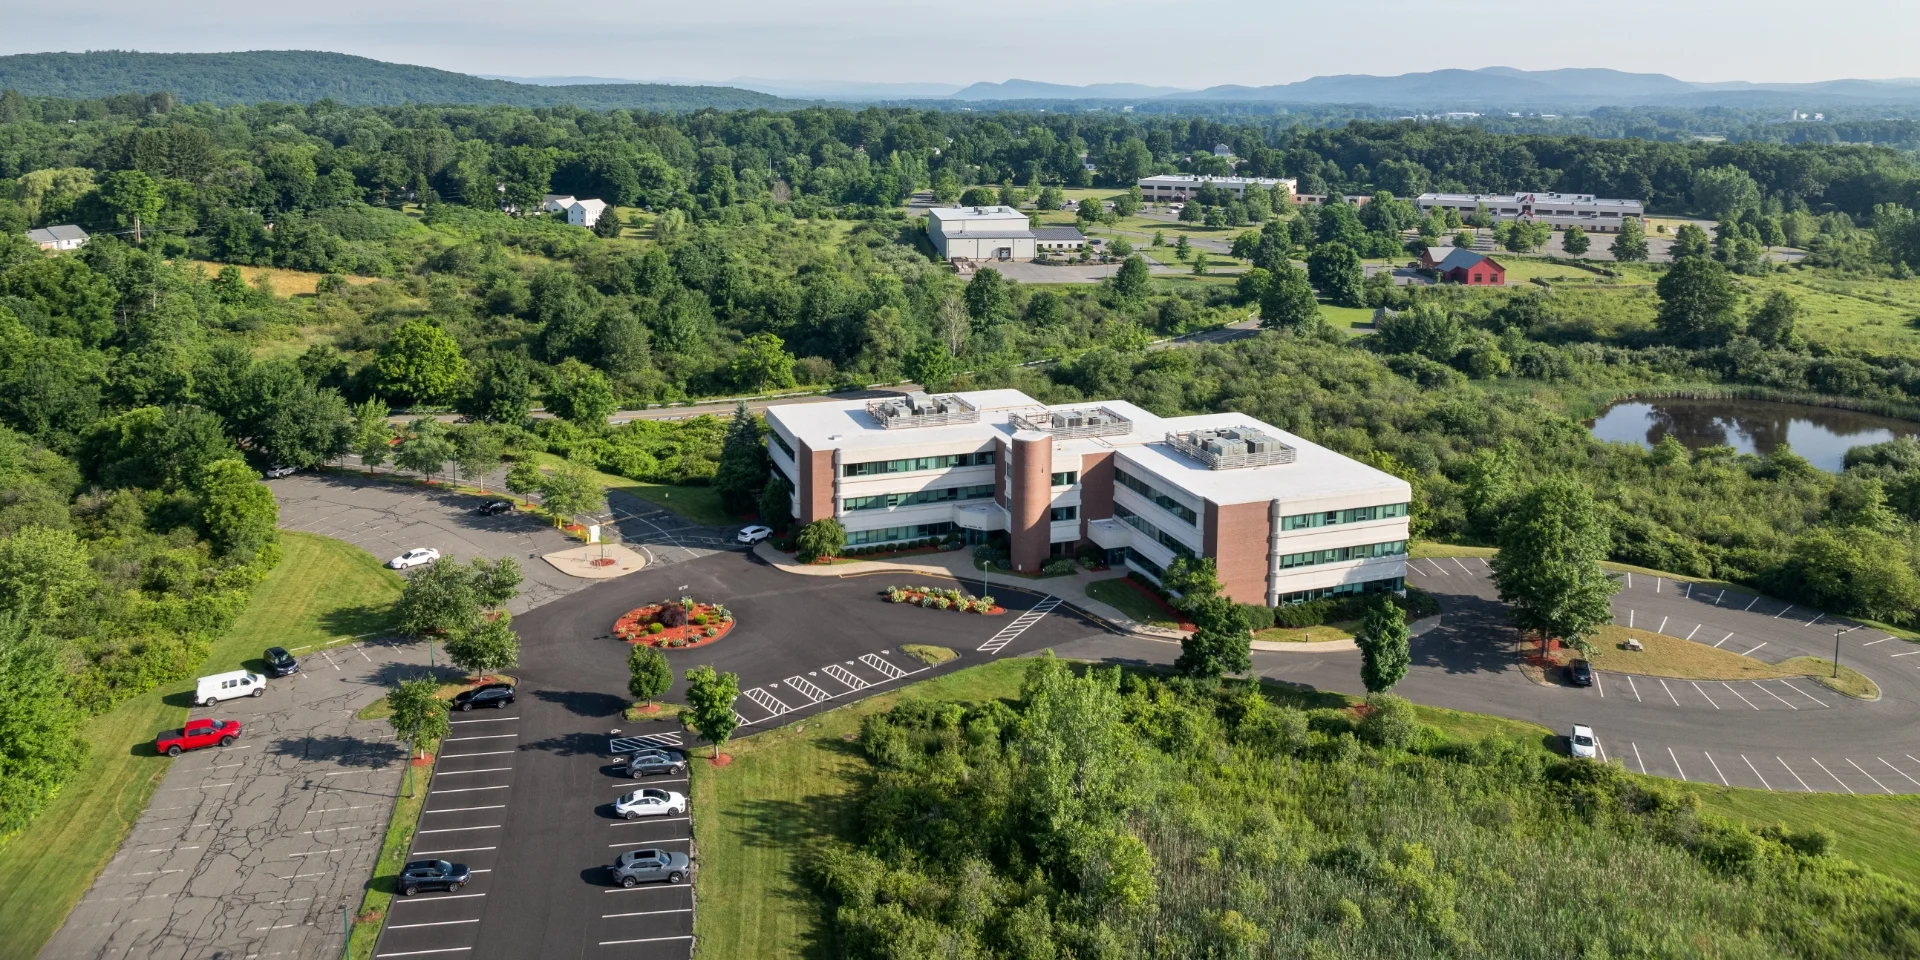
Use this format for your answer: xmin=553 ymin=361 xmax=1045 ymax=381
xmin=1125 ymin=547 xmax=1165 ymax=579
xmin=1115 ymin=503 xmax=1196 ymax=558
xmin=1277 ymin=540 xmax=1407 ymax=570
xmin=842 ymin=484 xmax=994 ymax=513
xmin=1051 ymin=471 xmax=1079 ymax=487
xmin=842 ymin=451 xmax=994 ymax=477
xmin=1050 ymin=506 xmax=1077 ymax=523
xmin=1279 ymin=502 xmax=1409 ymax=531
xmin=1276 ymin=577 xmax=1405 ymax=605
xmin=770 ymin=431 xmax=795 ymax=460
xmin=1114 ymin=468 xmax=1198 ymax=526
xmin=846 ymin=521 xmax=955 ymax=546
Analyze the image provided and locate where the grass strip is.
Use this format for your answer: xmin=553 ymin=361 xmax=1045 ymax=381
xmin=900 ymin=644 xmax=958 ymax=665
xmin=1563 ymin=626 xmax=1879 ymax=698
xmin=347 ymin=745 xmax=437 ymax=960
xmin=1085 ymin=576 xmax=1184 ymax=629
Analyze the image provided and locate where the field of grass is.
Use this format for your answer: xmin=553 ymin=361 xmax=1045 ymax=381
xmin=1694 ymin=790 xmax=1920 ymax=889
xmin=1084 ymin=577 xmax=1183 ymax=629
xmin=0 ymin=532 xmax=402 ymax=960
xmin=1319 ymin=303 xmax=1376 ymax=335
xmin=1409 ymin=542 xmax=1498 ymax=559
xmin=1253 ymin=619 xmax=1361 ymax=643
xmin=533 ymin=453 xmax=737 ymax=528
xmin=1748 ymin=270 xmax=1920 ymax=357
xmin=184 ymin=260 xmax=376 ymax=296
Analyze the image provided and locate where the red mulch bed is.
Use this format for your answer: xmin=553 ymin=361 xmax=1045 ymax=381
xmin=1115 ymin=577 xmax=1197 ymax=632
xmin=708 ymin=753 xmax=734 ymax=767
xmin=615 ymin=601 xmax=735 ymax=650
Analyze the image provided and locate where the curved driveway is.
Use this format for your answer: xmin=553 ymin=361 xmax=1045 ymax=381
xmin=1058 ymin=556 xmax=1920 ymax=795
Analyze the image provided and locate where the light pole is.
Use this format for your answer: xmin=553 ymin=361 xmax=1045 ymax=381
xmin=1833 ymin=624 xmax=1863 ymax=678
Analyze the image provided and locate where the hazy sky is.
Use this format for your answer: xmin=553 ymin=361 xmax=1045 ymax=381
xmin=3 ymin=0 xmax=1915 ymax=87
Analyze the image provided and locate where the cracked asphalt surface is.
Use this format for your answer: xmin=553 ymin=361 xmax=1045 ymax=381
xmin=42 ymin=639 xmax=441 ymax=960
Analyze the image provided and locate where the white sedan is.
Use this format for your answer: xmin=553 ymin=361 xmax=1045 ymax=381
xmin=614 ymin=787 xmax=687 ymax=820
xmin=264 ymin=465 xmax=297 ymax=479
xmin=389 ymin=548 xmax=442 ymax=570
xmin=736 ymin=525 xmax=772 ymax=545
xmin=1569 ymin=724 xmax=1598 ymax=760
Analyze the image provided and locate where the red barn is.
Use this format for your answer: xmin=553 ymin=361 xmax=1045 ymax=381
xmin=1419 ymin=247 xmax=1506 ymax=286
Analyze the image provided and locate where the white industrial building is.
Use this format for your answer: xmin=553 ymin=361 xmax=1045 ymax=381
xmin=925 ymin=205 xmax=1035 ymax=261
xmin=1138 ymin=174 xmax=1296 ymax=202
xmin=1413 ymin=192 xmax=1644 ymax=232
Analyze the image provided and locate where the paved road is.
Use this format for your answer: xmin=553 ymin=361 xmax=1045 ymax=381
xmin=1060 ymin=557 xmax=1920 ymax=794
xmin=42 ymin=638 xmax=440 ymax=960
xmin=373 ymin=551 xmax=1097 ymax=960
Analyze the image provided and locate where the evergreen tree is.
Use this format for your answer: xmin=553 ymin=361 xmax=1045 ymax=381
xmin=592 ymin=207 xmax=624 ymax=238
xmin=714 ymin=402 xmax=767 ymax=515
xmin=1357 ymin=601 xmax=1410 ymax=693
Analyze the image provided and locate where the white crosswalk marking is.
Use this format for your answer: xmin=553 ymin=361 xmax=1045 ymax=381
xmin=608 ymin=732 xmax=682 ymax=753
xmin=859 ymin=653 xmax=907 ymax=680
xmin=978 ymin=596 xmax=1063 ymax=654
xmin=822 ymin=663 xmax=869 ymax=691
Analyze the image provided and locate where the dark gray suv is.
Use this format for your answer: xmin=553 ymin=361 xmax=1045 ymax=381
xmin=610 ymin=848 xmax=690 ymax=887
xmin=615 ymin=749 xmax=687 ymax=778
xmin=399 ymin=859 xmax=471 ymax=896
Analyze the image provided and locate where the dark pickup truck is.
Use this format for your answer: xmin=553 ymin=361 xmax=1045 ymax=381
xmin=155 ymin=718 xmax=242 ymax=757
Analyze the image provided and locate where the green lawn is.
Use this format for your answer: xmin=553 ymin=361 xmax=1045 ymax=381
xmin=0 ymin=532 xmax=402 ymax=960
xmin=534 ymin=453 xmax=738 ymax=528
xmin=1693 ymin=791 xmax=1920 ymax=889
xmin=1085 ymin=576 xmax=1182 ymax=628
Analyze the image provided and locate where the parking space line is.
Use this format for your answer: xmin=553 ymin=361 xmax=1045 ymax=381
xmin=1450 ymin=557 xmax=1472 ymax=575
xmin=391 ymin=893 xmax=486 ymax=903
xmin=287 ymin=848 xmax=342 ymax=857
xmin=1805 ymin=613 xmax=1823 ymax=627
xmin=611 ymin=816 xmax=691 ymax=827
xmin=599 ymin=936 xmax=693 ymax=946
xmin=424 ymin=805 xmax=505 ymax=814
xmin=1656 ymin=615 xmax=1667 ymax=635
xmin=1743 ymin=596 xmax=1759 ymax=611
xmin=1724 ymin=685 xmax=1760 ymax=710
xmin=1596 ymin=740 xmax=1607 ymax=763
xmin=1808 ymin=758 xmax=1853 ymax=793
xmin=1739 ymin=642 xmax=1767 ymax=657
xmin=376 ymin=950 xmax=473 ymax=957
xmin=1752 ymin=682 xmax=1797 ymax=709
xmin=1777 ymin=680 xmax=1828 ymax=707
xmin=444 ymin=734 xmax=518 ymax=742
xmin=416 ymin=825 xmax=501 ymax=834
xmin=1714 ymin=589 xmax=1725 ymax=605
xmin=602 ymin=885 xmax=693 ymax=894
xmin=440 ymin=750 xmax=515 ymax=758
xmin=388 ymin=920 xmax=481 ymax=930
xmin=607 ymin=838 xmax=689 ymax=847
xmin=1713 ymin=632 xmax=1734 ymax=648
xmin=1741 ymin=755 xmax=1772 ymax=791
xmin=1863 ymin=637 xmax=1891 ymax=646
xmin=431 ymin=767 xmax=511 ymax=776
xmin=411 ymin=846 xmax=496 ymax=855
xmin=1689 ymin=682 xmax=1719 ymax=709
xmin=1777 ymin=758 xmax=1813 ymax=791
xmin=1880 ymin=759 xmax=1920 ymax=788
xmin=1667 ymin=747 xmax=1687 ymax=782
xmin=1704 ymin=752 xmax=1729 ymax=786
xmin=1627 ymin=609 xmax=1634 ymax=629
xmin=1847 ymin=759 xmax=1894 ymax=794
xmin=432 ymin=785 xmax=509 ymax=795
xmin=1422 ymin=559 xmax=1448 ymax=576
xmin=1655 ymin=577 xmax=1662 ymax=593
xmin=1631 ymin=742 xmax=1646 ymax=774
xmin=1772 ymin=604 xmax=1794 ymax=619
xmin=603 ymin=908 xmax=693 ymax=919
xmin=1684 ymin=582 xmax=1692 ymax=599
xmin=1891 ymin=650 xmax=1920 ymax=658
xmin=1658 ymin=679 xmax=1680 ymax=706
xmin=1625 ymin=675 xmax=1641 ymax=702
xmin=1594 ymin=672 xmax=1603 ymax=698
xmin=1684 ymin=624 xmax=1700 ymax=642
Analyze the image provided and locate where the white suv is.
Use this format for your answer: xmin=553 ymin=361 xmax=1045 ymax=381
xmin=389 ymin=548 xmax=442 ymax=570
xmin=1569 ymin=724 xmax=1598 ymax=760
xmin=735 ymin=525 xmax=772 ymax=545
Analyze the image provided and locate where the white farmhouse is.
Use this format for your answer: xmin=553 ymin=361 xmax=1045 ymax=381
xmin=27 ymin=225 xmax=89 ymax=251
xmin=541 ymin=194 xmax=576 ymax=214
xmin=566 ymin=199 xmax=608 ymax=228
xmin=925 ymin=205 xmax=1035 ymax=261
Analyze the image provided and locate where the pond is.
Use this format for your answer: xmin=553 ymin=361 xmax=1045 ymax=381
xmin=1586 ymin=398 xmax=1920 ymax=473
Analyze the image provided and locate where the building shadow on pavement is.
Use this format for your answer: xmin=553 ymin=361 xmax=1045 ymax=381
xmin=533 ymin=688 xmax=629 ymax=719
xmin=1409 ymin=588 xmax=1526 ymax=677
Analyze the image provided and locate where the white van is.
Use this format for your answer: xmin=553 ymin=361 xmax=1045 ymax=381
xmin=197 ymin=670 xmax=266 ymax=707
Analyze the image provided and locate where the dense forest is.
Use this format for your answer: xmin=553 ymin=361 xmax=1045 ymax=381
xmin=0 ymin=51 xmax=788 ymax=111
xmin=7 ymin=93 xmax=1920 ymax=848
xmin=815 ymin=658 xmax=1918 ymax=958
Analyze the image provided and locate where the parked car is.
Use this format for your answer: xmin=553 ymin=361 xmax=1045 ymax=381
xmin=155 ymin=717 xmax=242 ymax=757
xmin=615 ymin=749 xmax=687 ymax=778
xmin=264 ymin=465 xmax=297 ymax=479
xmin=735 ymin=524 xmax=772 ymax=544
xmin=475 ymin=500 xmax=513 ymax=516
xmin=614 ymin=787 xmax=687 ymax=819
xmin=263 ymin=646 xmax=300 ymax=678
xmin=452 ymin=683 xmax=515 ymax=711
xmin=609 ymin=848 xmax=690 ymax=887
xmin=196 ymin=669 xmax=266 ymax=707
xmin=398 ymin=859 xmax=472 ymax=896
xmin=389 ymin=547 xmax=441 ymax=569
xmin=1569 ymin=723 xmax=1598 ymax=759
xmin=1568 ymin=658 xmax=1593 ymax=687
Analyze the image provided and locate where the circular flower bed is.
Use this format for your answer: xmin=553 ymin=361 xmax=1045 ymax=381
xmin=614 ymin=597 xmax=735 ymax=649
xmin=884 ymin=585 xmax=1004 ymax=615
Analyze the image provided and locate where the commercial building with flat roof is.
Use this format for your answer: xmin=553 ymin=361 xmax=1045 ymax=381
xmin=926 ymin=205 xmax=1036 ymax=261
xmin=1138 ymin=174 xmax=1296 ymax=202
xmin=1413 ymin=192 xmax=1644 ymax=232
xmin=765 ymin=390 xmax=1409 ymax=606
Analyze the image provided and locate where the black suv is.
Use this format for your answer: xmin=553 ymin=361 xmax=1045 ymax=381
xmin=1568 ymin=659 xmax=1594 ymax=687
xmin=399 ymin=859 xmax=471 ymax=896
xmin=263 ymin=647 xmax=299 ymax=678
xmin=616 ymin=749 xmax=687 ymax=778
xmin=452 ymin=683 xmax=515 ymax=711
xmin=609 ymin=848 xmax=690 ymax=887
xmin=475 ymin=500 xmax=513 ymax=516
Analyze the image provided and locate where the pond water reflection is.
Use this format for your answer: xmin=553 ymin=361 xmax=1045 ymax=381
xmin=1587 ymin=398 xmax=1920 ymax=473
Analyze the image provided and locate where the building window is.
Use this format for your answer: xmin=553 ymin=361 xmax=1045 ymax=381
xmin=842 ymin=484 xmax=994 ymax=512
xmin=1114 ymin=504 xmax=1195 ymax=558
xmin=1279 ymin=502 xmax=1408 ymax=531
xmin=1277 ymin=540 xmax=1407 ymax=570
xmin=1050 ymin=506 xmax=1077 ymax=522
xmin=842 ymin=451 xmax=995 ymax=477
xmin=1124 ymin=547 xmax=1165 ymax=580
xmin=846 ymin=522 xmax=955 ymax=546
xmin=1276 ymin=576 xmax=1404 ymax=605
xmin=1114 ymin=468 xmax=1198 ymax=525
xmin=769 ymin=431 xmax=795 ymax=460
xmin=1051 ymin=471 xmax=1078 ymax=487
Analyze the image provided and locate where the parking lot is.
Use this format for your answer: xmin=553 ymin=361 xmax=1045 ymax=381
xmin=374 ymin=552 xmax=1100 ymax=960
xmin=44 ymin=638 xmax=437 ymax=960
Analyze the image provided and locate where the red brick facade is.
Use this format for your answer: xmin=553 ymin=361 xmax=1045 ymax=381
xmin=1077 ymin=451 xmax=1115 ymax=546
xmin=1008 ymin=434 xmax=1052 ymax=574
xmin=795 ymin=440 xmax=835 ymax=525
xmin=1205 ymin=499 xmax=1274 ymax=605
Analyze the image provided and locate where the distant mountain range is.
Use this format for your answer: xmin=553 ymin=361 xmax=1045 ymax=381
xmin=7 ymin=53 xmax=1920 ymax=112
xmin=0 ymin=51 xmax=791 ymax=110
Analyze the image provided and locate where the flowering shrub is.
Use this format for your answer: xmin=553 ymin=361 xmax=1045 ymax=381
xmin=885 ymin=585 xmax=1002 ymax=615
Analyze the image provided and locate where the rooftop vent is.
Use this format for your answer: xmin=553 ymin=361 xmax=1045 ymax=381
xmin=1166 ymin=426 xmax=1296 ymax=470
xmin=1009 ymin=405 xmax=1132 ymax=439
xmin=865 ymin=393 xmax=980 ymax=429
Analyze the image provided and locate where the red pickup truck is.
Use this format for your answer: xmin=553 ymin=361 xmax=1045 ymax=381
xmin=156 ymin=718 xmax=242 ymax=757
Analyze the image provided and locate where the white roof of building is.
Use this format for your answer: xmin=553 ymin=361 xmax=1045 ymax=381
xmin=27 ymin=224 xmax=88 ymax=243
xmin=569 ymin=198 xmax=607 ymax=213
xmin=1415 ymin=191 xmax=1643 ymax=211
xmin=926 ymin=205 xmax=1027 ymax=222
xmin=768 ymin=390 xmax=1407 ymax=507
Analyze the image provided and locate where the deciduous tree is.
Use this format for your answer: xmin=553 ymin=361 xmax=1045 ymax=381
xmin=627 ymin=644 xmax=673 ymax=708
xmin=1655 ymin=256 xmax=1740 ymax=346
xmin=1610 ymin=217 xmax=1649 ymax=262
xmin=1357 ymin=601 xmax=1410 ymax=693
xmin=445 ymin=613 xmax=519 ymax=678
xmin=684 ymin=664 xmax=740 ymax=758
xmin=376 ymin=321 xmax=467 ymax=405
xmin=1490 ymin=478 xmax=1619 ymax=652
